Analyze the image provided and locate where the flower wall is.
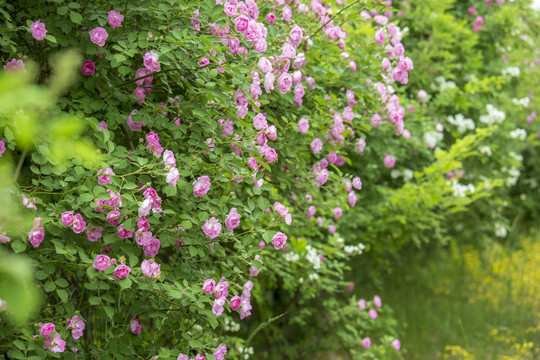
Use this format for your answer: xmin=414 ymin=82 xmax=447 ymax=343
xmin=0 ymin=0 xmax=538 ymax=359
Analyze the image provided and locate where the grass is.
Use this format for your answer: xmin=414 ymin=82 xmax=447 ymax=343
xmin=377 ymin=235 xmax=540 ymax=359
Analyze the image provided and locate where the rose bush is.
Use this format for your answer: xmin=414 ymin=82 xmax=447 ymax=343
xmin=0 ymin=0 xmax=538 ymax=359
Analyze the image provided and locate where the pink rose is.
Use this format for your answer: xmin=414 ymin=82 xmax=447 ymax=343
xmin=117 ymin=224 xmax=133 ymax=239
xmin=277 ymin=72 xmax=292 ymax=94
xmin=247 ymin=157 xmax=258 ymax=169
xmin=213 ymin=344 xmax=227 ymax=360
xmin=369 ymin=309 xmax=378 ymax=319
xmin=113 ymin=264 xmax=131 ymax=279
xmin=143 ymin=236 xmax=161 ymax=257
xmin=166 ymin=167 xmax=180 ymax=186
xmin=86 ymin=226 xmax=103 ymax=242
xmin=333 ymin=207 xmax=343 ymax=218
xmin=202 ymin=217 xmax=222 ymax=240
xmin=107 ymin=10 xmax=124 ymax=29
xmin=264 ymin=147 xmax=278 ymax=163
xmin=362 ymin=337 xmax=371 ymax=348
xmin=253 ymin=113 xmax=268 ymax=130
xmin=30 ymin=21 xmax=47 ymax=41
xmin=224 ymin=2 xmax=237 ymax=17
xmin=289 ymin=25 xmax=303 ymax=44
xmin=130 ymin=317 xmax=141 ymax=335
xmin=141 ymin=259 xmax=161 ymax=279
xmin=348 ymin=191 xmax=357 ymax=207
xmin=61 ymin=211 xmax=74 ymax=226
xmin=89 ymin=27 xmax=109 ymax=47
xmin=230 ymin=295 xmax=242 ymax=311
xmin=374 ymin=295 xmax=382 ymax=308
xmin=393 ymin=339 xmax=401 ymax=351
xmin=193 ymin=176 xmax=211 ymax=197
xmin=384 ymin=154 xmax=396 ymax=168
xmin=93 ymin=254 xmax=111 ymax=271
xmin=80 ymin=60 xmax=95 ymax=76
xmin=311 ymin=138 xmax=323 ymax=154
xmin=97 ymin=168 xmax=114 ymax=185
xmin=375 ymin=30 xmax=386 ymax=45
xmin=72 ymin=214 xmax=86 ymax=234
xmin=225 ymin=208 xmax=241 ymax=232
xmin=234 ymin=15 xmax=249 ymax=32
xmin=163 ymin=150 xmax=176 ymax=167
xmin=271 ymin=231 xmax=287 ymax=250
xmin=266 ymin=12 xmax=276 ymax=24
xmin=40 ymin=322 xmax=55 ymax=337
xmin=358 ymin=299 xmax=366 ymax=310
xmin=222 ymin=119 xmax=234 ymax=137
xmin=0 ymin=139 xmax=5 ymax=157
xmin=143 ymin=51 xmax=161 ymax=73
xmin=258 ymin=57 xmax=272 ymax=73
xmin=298 ymin=117 xmax=309 ymax=134
xmin=43 ymin=333 xmax=65 ymax=353
xmin=203 ymin=279 xmax=216 ymax=294
xmin=66 ymin=315 xmax=86 ymax=340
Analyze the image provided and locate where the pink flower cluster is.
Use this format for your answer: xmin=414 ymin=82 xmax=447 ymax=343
xmin=273 ymin=202 xmax=292 ymax=225
xmin=138 ymin=186 xmax=162 ymax=217
xmin=28 ymin=217 xmax=44 ymax=248
xmin=39 ymin=317 xmax=87 ymax=354
xmin=61 ymin=211 xmax=89 ymax=235
xmin=145 ymin=132 xmax=163 ymax=157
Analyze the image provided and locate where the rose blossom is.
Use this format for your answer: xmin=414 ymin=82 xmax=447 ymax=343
xmin=193 ymin=176 xmax=211 ymax=197
xmin=311 ymin=138 xmax=323 ymax=154
xmin=143 ymin=51 xmax=161 ymax=73
xmin=43 ymin=333 xmax=65 ymax=353
xmin=93 ymin=254 xmax=111 ymax=271
xmin=230 ymin=296 xmax=242 ymax=311
xmin=253 ymin=113 xmax=268 ymax=130
xmin=113 ymin=264 xmax=131 ymax=279
xmin=203 ymin=279 xmax=216 ymax=294
xmin=30 ymin=21 xmax=47 ymax=41
xmin=166 ymin=167 xmax=180 ymax=186
xmin=163 ymin=150 xmax=176 ymax=167
xmin=89 ymin=27 xmax=108 ymax=47
xmin=97 ymin=168 xmax=114 ymax=185
xmin=298 ymin=117 xmax=309 ymax=134
xmin=384 ymin=154 xmax=396 ymax=168
xmin=72 ymin=214 xmax=86 ymax=234
xmin=61 ymin=211 xmax=74 ymax=226
xmin=130 ymin=317 xmax=141 ymax=335
xmin=277 ymin=72 xmax=293 ymax=94
xmin=107 ymin=10 xmax=124 ymax=29
xmin=80 ymin=60 xmax=95 ymax=76
xmin=213 ymin=344 xmax=227 ymax=360
xmin=225 ymin=208 xmax=241 ymax=232
xmin=66 ymin=316 xmax=86 ymax=340
xmin=374 ymin=295 xmax=382 ymax=308
xmin=362 ymin=337 xmax=371 ymax=348
xmin=271 ymin=231 xmax=287 ymax=250
xmin=40 ymin=322 xmax=55 ymax=337
xmin=202 ymin=217 xmax=222 ymax=239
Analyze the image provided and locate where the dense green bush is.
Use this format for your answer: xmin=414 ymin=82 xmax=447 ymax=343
xmin=0 ymin=0 xmax=538 ymax=359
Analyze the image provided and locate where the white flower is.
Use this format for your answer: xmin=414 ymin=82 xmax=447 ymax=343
xmin=495 ymin=223 xmax=507 ymax=238
xmin=509 ymin=128 xmax=527 ymax=140
xmin=479 ymin=146 xmax=492 ymax=156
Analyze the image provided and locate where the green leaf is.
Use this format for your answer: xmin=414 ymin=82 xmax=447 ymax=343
xmin=70 ymin=11 xmax=83 ymax=24
xmin=56 ymin=289 xmax=69 ymax=302
xmin=55 ymin=278 xmax=69 ymax=288
xmin=104 ymin=305 xmax=115 ymax=319
xmin=11 ymin=240 xmax=27 ymax=253
xmin=89 ymin=296 xmax=101 ymax=305
xmin=44 ymin=281 xmax=56 ymax=292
